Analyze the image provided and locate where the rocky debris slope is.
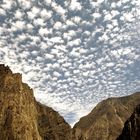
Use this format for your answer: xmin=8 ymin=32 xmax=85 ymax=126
xmin=72 ymin=92 xmax=140 ymax=140
xmin=117 ymin=104 xmax=140 ymax=140
xmin=0 ymin=64 xmax=71 ymax=140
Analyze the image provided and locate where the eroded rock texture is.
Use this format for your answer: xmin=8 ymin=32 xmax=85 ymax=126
xmin=72 ymin=92 xmax=140 ymax=140
xmin=0 ymin=64 xmax=71 ymax=140
xmin=117 ymin=104 xmax=140 ymax=140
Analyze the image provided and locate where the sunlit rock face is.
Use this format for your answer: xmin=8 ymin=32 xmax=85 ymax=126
xmin=0 ymin=64 xmax=71 ymax=140
xmin=117 ymin=104 xmax=140 ymax=140
xmin=0 ymin=64 xmax=41 ymax=139
xmin=71 ymin=92 xmax=140 ymax=140
xmin=0 ymin=0 xmax=140 ymax=125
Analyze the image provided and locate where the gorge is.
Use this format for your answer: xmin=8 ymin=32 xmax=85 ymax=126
xmin=0 ymin=64 xmax=140 ymax=140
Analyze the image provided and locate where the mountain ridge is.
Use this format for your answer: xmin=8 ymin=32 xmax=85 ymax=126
xmin=0 ymin=64 xmax=71 ymax=140
xmin=72 ymin=91 xmax=140 ymax=140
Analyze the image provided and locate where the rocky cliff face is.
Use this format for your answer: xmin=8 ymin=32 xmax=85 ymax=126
xmin=0 ymin=64 xmax=71 ymax=140
xmin=72 ymin=92 xmax=140 ymax=140
xmin=117 ymin=104 xmax=140 ymax=140
xmin=36 ymin=102 xmax=71 ymax=140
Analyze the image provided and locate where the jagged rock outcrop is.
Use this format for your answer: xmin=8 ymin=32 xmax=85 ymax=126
xmin=117 ymin=104 xmax=140 ymax=140
xmin=0 ymin=64 xmax=71 ymax=140
xmin=72 ymin=92 xmax=140 ymax=140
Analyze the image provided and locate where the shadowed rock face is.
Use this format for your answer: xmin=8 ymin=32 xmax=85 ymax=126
xmin=0 ymin=64 xmax=71 ymax=140
xmin=117 ymin=104 xmax=140 ymax=140
xmin=72 ymin=92 xmax=140 ymax=140
xmin=36 ymin=102 xmax=71 ymax=140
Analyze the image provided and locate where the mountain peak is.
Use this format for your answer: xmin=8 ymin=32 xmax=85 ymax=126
xmin=0 ymin=64 xmax=23 ymax=92
xmin=72 ymin=92 xmax=140 ymax=140
xmin=0 ymin=64 xmax=12 ymax=75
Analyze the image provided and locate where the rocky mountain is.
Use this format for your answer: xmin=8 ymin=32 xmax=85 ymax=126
xmin=0 ymin=64 xmax=71 ymax=140
xmin=72 ymin=92 xmax=140 ymax=140
xmin=117 ymin=104 xmax=140 ymax=140
xmin=0 ymin=64 xmax=140 ymax=140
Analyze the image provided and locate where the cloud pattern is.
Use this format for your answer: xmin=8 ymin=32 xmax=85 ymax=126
xmin=0 ymin=0 xmax=140 ymax=126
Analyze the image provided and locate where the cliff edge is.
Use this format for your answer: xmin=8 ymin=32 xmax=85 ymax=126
xmin=0 ymin=64 xmax=71 ymax=140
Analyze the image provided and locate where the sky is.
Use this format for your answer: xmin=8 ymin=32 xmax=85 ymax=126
xmin=0 ymin=0 xmax=140 ymax=126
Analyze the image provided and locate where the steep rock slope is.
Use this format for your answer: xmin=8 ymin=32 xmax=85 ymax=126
xmin=0 ymin=64 xmax=71 ymax=140
xmin=117 ymin=104 xmax=140 ymax=140
xmin=72 ymin=92 xmax=140 ymax=140
xmin=36 ymin=102 xmax=71 ymax=140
